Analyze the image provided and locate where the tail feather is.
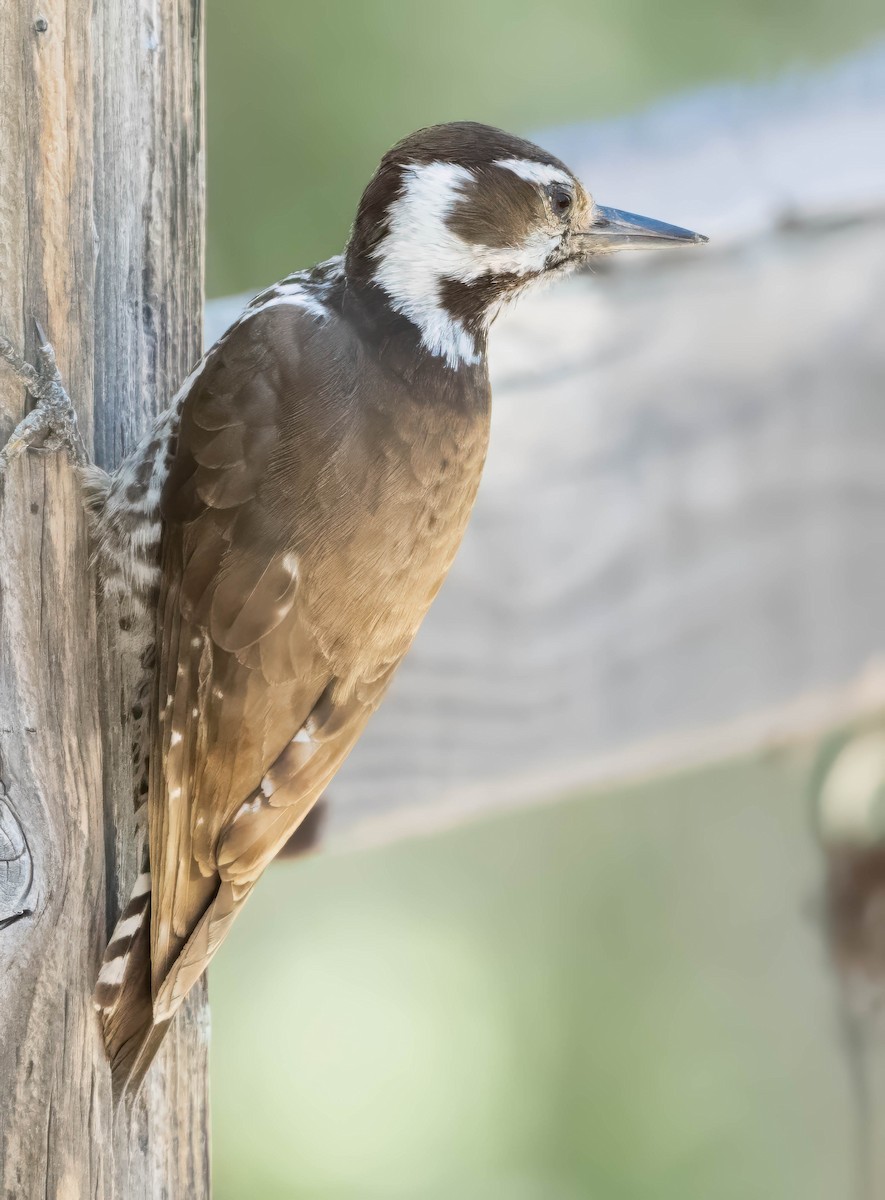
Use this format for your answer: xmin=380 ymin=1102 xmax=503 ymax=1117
xmin=96 ymin=862 xmax=252 ymax=1096
xmin=95 ymin=867 xmax=168 ymax=1099
xmin=94 ymin=868 xmax=151 ymax=1012
xmin=153 ymin=880 xmax=239 ymax=1021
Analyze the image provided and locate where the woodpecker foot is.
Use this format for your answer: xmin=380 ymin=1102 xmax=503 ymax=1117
xmin=0 ymin=321 xmax=87 ymax=472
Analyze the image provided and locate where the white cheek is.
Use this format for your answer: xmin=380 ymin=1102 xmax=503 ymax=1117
xmin=369 ymin=161 xmax=559 ymax=368
xmin=469 ymin=230 xmax=559 ymax=278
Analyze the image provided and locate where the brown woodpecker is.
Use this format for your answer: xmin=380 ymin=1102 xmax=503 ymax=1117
xmin=0 ymin=122 xmax=706 ymax=1093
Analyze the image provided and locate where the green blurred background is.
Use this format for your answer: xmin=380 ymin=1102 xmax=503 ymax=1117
xmin=205 ymin=4 xmax=885 ymax=1197
xmin=206 ymin=0 xmax=884 ymax=298
xmin=212 ymin=746 xmax=857 ymax=1200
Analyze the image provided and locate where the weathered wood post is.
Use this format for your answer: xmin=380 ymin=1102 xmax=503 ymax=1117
xmin=0 ymin=2 xmax=210 ymax=1194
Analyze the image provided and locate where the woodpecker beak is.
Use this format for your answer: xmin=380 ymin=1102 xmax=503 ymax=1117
xmin=575 ymin=205 xmax=708 ymax=253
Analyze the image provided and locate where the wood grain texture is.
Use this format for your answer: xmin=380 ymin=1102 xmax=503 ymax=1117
xmin=0 ymin=2 xmax=208 ymax=1195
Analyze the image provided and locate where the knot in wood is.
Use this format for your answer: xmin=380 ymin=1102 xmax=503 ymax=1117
xmin=0 ymin=783 xmax=33 ymax=927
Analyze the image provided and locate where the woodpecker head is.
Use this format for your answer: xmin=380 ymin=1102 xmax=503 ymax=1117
xmin=346 ymin=121 xmax=706 ymax=369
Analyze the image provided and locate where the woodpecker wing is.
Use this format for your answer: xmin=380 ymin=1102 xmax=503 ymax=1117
xmin=148 ymin=302 xmax=398 ymax=1014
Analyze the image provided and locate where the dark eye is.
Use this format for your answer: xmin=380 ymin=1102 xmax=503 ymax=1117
xmin=551 ymin=188 xmax=573 ymax=217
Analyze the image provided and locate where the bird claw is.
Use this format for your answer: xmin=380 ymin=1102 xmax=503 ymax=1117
xmin=0 ymin=321 xmax=87 ymax=472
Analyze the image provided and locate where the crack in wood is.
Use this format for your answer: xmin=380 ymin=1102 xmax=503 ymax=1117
xmin=0 ymin=908 xmax=32 ymax=931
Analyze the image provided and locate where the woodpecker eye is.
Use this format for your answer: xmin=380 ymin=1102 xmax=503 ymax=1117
xmin=550 ymin=188 xmax=573 ymax=218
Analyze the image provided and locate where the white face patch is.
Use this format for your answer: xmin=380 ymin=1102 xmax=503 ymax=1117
xmin=370 ymin=160 xmax=561 ymax=369
xmin=495 ymin=157 xmax=574 ymax=189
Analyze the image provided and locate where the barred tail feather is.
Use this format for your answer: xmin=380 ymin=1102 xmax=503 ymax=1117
xmin=94 ymin=868 xmax=167 ymax=1099
xmin=94 ymin=869 xmax=151 ymax=1013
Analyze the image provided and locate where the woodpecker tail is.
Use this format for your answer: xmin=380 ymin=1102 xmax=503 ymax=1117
xmin=94 ymin=865 xmax=170 ymax=1100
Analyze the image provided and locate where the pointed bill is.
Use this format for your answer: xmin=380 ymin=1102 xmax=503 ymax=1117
xmin=576 ymin=205 xmax=708 ymax=252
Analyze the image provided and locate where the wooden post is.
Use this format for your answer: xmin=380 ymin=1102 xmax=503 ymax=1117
xmin=0 ymin=2 xmax=209 ymax=1195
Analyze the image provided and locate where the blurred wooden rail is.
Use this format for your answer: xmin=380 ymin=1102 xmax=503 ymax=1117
xmin=208 ymin=48 xmax=885 ymax=857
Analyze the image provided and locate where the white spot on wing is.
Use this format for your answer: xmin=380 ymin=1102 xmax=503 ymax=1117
xmin=235 ymin=795 xmax=262 ymax=821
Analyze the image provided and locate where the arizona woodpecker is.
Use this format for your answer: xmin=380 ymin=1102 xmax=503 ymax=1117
xmin=0 ymin=122 xmax=706 ymax=1093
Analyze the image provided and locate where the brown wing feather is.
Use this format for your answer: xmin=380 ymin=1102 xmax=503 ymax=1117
xmin=152 ymin=673 xmax=394 ymax=1021
xmin=149 ymin=307 xmax=365 ymax=1002
xmin=145 ymin=298 xmax=490 ymax=1039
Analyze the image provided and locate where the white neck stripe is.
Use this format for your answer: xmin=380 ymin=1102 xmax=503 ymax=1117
xmin=370 ymin=161 xmax=480 ymax=368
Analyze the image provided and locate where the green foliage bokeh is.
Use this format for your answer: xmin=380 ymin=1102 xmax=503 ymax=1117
xmin=207 ymin=0 xmax=883 ymax=297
